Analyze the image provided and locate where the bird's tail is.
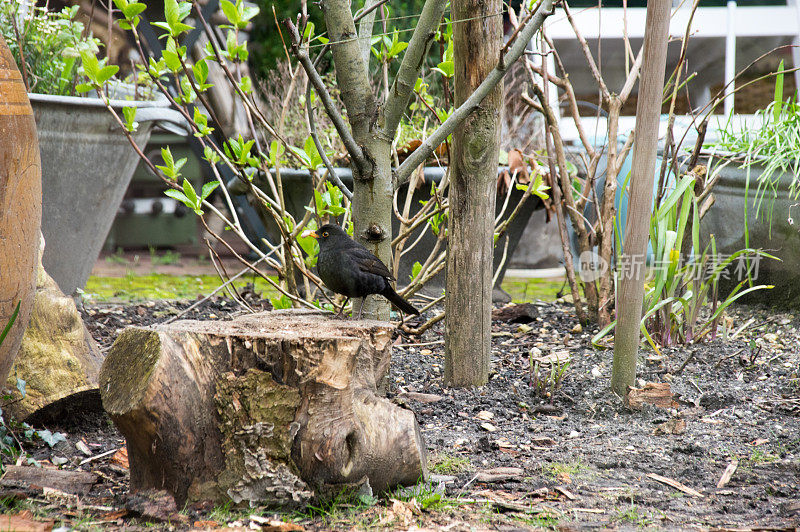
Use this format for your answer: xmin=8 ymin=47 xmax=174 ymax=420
xmin=382 ymin=286 xmax=419 ymax=315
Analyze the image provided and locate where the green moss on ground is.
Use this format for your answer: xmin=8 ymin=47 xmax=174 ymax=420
xmin=84 ymin=273 xmax=281 ymax=302
xmin=85 ymin=273 xmax=564 ymax=304
xmin=502 ymin=277 xmax=565 ymax=303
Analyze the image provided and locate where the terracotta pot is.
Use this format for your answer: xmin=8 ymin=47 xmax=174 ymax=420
xmin=0 ymin=41 xmax=42 ymax=384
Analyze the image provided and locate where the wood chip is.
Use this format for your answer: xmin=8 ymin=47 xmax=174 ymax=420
xmin=716 ymin=459 xmax=738 ymax=489
xmin=78 ymin=447 xmax=120 ymax=466
xmin=555 ymin=486 xmax=577 ymax=500
xmin=475 ymin=467 xmax=524 ymax=483
xmin=397 ymin=392 xmax=443 ymax=404
xmin=532 ymin=351 xmax=570 ymax=365
xmin=476 ymin=410 xmax=494 ymax=421
xmin=480 ymin=422 xmax=498 ymax=432
xmin=111 ymin=447 xmax=129 ymax=469
xmin=647 ymin=473 xmax=704 ymax=497
xmin=0 ymin=466 xmax=97 ymax=497
xmin=530 ymin=437 xmax=557 ymax=447
xmin=75 ymin=440 xmax=92 ymax=457
xmin=626 ymin=383 xmax=677 ymax=409
xmin=571 ymin=508 xmax=605 ymax=514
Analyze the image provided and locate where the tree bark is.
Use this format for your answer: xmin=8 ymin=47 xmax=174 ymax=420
xmin=444 ymin=0 xmax=503 ymax=387
xmin=611 ymin=0 xmax=672 ymax=397
xmin=99 ymin=310 xmax=427 ymax=507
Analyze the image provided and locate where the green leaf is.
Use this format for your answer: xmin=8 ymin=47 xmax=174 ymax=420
xmin=219 ymin=0 xmax=239 ymax=26
xmin=37 ymin=429 xmax=66 ymax=448
xmin=270 ymin=294 xmax=292 ymax=310
xmin=0 ymin=301 xmax=20 ymax=348
xmin=182 ymin=178 xmax=198 ymax=207
xmin=79 ymin=50 xmax=99 ymax=83
xmin=97 ymin=65 xmax=119 ymax=84
xmin=164 ymin=188 xmax=190 ymax=204
xmin=193 ymin=58 xmax=209 ymax=85
xmin=773 ymin=59 xmax=784 ymax=123
xmin=241 ymin=5 xmax=259 ymax=23
xmin=239 ymin=75 xmax=252 ymax=94
xmin=410 ymin=261 xmax=422 ymax=281
xmin=203 ymin=146 xmax=221 ymax=164
xmin=122 ymin=106 xmax=139 ymax=132
xmin=201 ymin=181 xmax=220 ymax=200
xmin=303 ymin=136 xmax=322 ymax=169
xmin=156 ymin=147 xmax=178 ymax=179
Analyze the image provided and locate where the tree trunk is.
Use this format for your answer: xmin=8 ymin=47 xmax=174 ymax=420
xmin=99 ymin=310 xmax=427 ymax=507
xmin=611 ymin=0 xmax=672 ymax=397
xmin=444 ymin=0 xmax=503 ymax=387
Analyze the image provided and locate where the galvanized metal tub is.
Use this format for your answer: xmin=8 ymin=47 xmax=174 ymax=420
xmin=30 ymin=92 xmax=184 ymax=295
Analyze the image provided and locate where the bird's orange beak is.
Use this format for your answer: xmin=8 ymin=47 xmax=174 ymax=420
xmin=301 ymin=229 xmax=318 ymax=239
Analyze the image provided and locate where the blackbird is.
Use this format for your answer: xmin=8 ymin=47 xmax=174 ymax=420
xmin=303 ymin=223 xmax=419 ymax=318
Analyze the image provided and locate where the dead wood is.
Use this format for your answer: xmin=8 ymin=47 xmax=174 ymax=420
xmin=0 ymin=466 xmax=97 ymax=497
xmin=99 ymin=309 xmax=427 ymax=508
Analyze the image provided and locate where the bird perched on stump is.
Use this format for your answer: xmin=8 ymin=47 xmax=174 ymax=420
xmin=302 ymin=223 xmax=419 ymax=319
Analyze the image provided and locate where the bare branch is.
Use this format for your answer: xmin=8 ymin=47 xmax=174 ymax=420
xmin=285 ymin=19 xmax=367 ymax=170
xmin=619 ymin=45 xmax=644 ymax=102
xmin=383 ymin=0 xmax=449 ymax=138
xmin=320 ymin=0 xmax=375 ymax=146
xmin=562 ymin=1 xmax=609 ymax=100
xmin=305 ymin=81 xmax=354 ymax=199
xmin=357 ymin=0 xmax=381 ymax=67
xmin=395 ymin=0 xmax=555 ymax=186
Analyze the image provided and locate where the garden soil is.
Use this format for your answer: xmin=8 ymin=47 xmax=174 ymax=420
xmin=5 ymin=296 xmax=799 ymax=530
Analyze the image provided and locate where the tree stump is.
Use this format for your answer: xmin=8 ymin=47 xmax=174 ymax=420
xmin=99 ymin=309 xmax=427 ymax=508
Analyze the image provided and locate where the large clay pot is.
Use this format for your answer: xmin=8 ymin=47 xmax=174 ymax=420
xmin=0 ymin=41 xmax=43 ymax=384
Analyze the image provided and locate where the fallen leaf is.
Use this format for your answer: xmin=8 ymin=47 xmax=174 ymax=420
xmin=476 ymin=411 xmax=494 ymax=421
xmin=192 ymin=520 xmax=220 ymax=529
xmin=480 ymin=422 xmax=498 ymax=432
xmin=111 ymin=447 xmax=129 ymax=469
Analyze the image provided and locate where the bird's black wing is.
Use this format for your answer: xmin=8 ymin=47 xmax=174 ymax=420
xmin=346 ymin=247 xmax=395 ymax=281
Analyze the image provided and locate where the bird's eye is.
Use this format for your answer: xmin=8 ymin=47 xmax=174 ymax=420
xmin=322 ymin=231 xmax=329 ymax=237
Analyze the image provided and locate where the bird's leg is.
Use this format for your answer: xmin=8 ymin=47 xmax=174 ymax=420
xmin=356 ymin=297 xmax=366 ymax=320
xmin=335 ymin=297 xmax=349 ymax=319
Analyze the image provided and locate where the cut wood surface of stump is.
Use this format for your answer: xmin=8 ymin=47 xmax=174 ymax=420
xmin=99 ymin=309 xmax=427 ymax=508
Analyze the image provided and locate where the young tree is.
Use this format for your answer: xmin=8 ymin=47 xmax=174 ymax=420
xmin=287 ymin=0 xmax=554 ymax=319
xmin=611 ymin=0 xmax=672 ymax=397
xmin=444 ymin=0 xmax=503 ymax=387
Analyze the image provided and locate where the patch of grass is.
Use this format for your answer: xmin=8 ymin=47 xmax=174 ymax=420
xmin=501 ymin=277 xmax=564 ymax=303
xmin=292 ymin=487 xmax=380 ymax=528
xmin=105 ymin=247 xmax=129 ymax=264
xmin=747 ymin=447 xmax=779 ymax=464
xmin=387 ymin=482 xmax=452 ymax=512
xmin=614 ymin=504 xmax=653 ymax=527
xmin=511 ymin=512 xmax=560 ymax=529
xmin=542 ymin=460 xmax=588 ymax=481
xmin=149 ymin=247 xmax=182 ymax=266
xmin=428 ymin=452 xmax=471 ymax=475
xmin=84 ymin=273 xmax=280 ymax=302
